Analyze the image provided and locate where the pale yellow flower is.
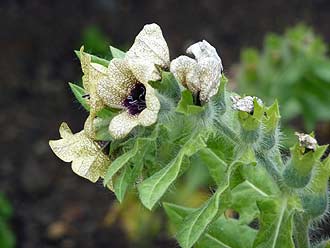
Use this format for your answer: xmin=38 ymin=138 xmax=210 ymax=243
xmin=295 ymin=132 xmax=318 ymax=151
xmin=97 ymin=23 xmax=169 ymax=139
xmin=49 ymin=122 xmax=111 ymax=184
xmin=79 ymin=47 xmax=108 ymax=137
xmin=230 ymin=95 xmax=263 ymax=114
xmin=170 ymin=40 xmax=223 ymax=103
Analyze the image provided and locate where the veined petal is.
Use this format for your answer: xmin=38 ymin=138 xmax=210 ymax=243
xmin=186 ymin=40 xmax=222 ymax=68
xmin=138 ymin=84 xmax=160 ymax=126
xmin=295 ymin=132 xmax=317 ymax=151
xmin=187 ymin=40 xmax=223 ymax=102
xmin=231 ymin=95 xmax=263 ymax=113
xmin=126 ymin=58 xmax=162 ymax=84
xmin=198 ymin=58 xmax=222 ymax=102
xmin=49 ymin=122 xmax=110 ymax=183
xmin=98 ymin=58 xmax=137 ymax=108
xmin=171 ymin=40 xmax=223 ymax=103
xmin=109 ymin=111 xmax=139 ymax=139
xmin=80 ymin=47 xmax=108 ymax=136
xmin=59 ymin=122 xmax=73 ymax=139
xmin=170 ymin=55 xmax=200 ymax=94
xmin=126 ymin=23 xmax=170 ymax=69
xmin=80 ymin=47 xmax=108 ymax=94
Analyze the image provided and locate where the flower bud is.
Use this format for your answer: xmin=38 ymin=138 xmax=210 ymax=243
xmin=283 ymin=133 xmax=327 ymax=188
xmin=231 ymin=95 xmax=264 ymax=143
xmin=301 ymin=155 xmax=330 ymax=218
xmin=170 ymin=40 xmax=223 ymax=103
xmin=259 ymin=100 xmax=281 ymax=151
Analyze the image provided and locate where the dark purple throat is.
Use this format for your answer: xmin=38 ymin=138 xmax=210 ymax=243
xmin=123 ymin=83 xmax=147 ymax=115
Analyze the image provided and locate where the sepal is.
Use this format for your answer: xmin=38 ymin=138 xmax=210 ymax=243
xmin=283 ymin=138 xmax=327 ymax=188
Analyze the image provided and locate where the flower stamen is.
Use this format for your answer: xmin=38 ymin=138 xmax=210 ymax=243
xmin=123 ymin=83 xmax=147 ymax=115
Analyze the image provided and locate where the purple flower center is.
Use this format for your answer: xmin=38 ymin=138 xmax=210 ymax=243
xmin=123 ymin=83 xmax=147 ymax=115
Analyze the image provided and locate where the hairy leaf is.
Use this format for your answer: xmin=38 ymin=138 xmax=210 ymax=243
xmin=176 ymin=161 xmax=242 ymax=248
xmin=114 ymin=165 xmax=132 ymax=202
xmin=253 ymin=198 xmax=295 ymax=248
xmin=198 ymin=148 xmax=227 ymax=185
xmin=164 ymin=202 xmax=257 ymax=248
xmin=138 ymin=133 xmax=207 ymax=210
xmin=176 ymin=90 xmax=204 ymax=115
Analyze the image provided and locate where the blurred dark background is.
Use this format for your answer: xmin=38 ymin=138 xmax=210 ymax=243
xmin=1 ymin=0 xmax=330 ymax=247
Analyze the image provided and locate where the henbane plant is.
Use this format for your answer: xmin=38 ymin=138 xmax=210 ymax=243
xmin=49 ymin=23 xmax=330 ymax=248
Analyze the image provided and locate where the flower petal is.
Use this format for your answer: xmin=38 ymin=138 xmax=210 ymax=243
xmin=231 ymin=95 xmax=263 ymax=113
xmin=126 ymin=23 xmax=169 ymax=83
xmin=80 ymin=47 xmax=108 ymax=136
xmin=186 ymin=40 xmax=222 ymax=68
xmin=170 ymin=55 xmax=200 ymax=94
xmin=126 ymin=58 xmax=161 ymax=84
xmin=109 ymin=111 xmax=139 ymax=139
xmin=80 ymin=47 xmax=108 ymax=97
xmin=59 ymin=122 xmax=73 ymax=139
xmin=98 ymin=58 xmax=137 ymax=108
xmin=138 ymin=84 xmax=160 ymax=126
xmin=198 ymin=57 xmax=222 ymax=102
xmin=186 ymin=40 xmax=223 ymax=102
xmin=170 ymin=40 xmax=223 ymax=103
xmin=126 ymin=23 xmax=169 ymax=69
xmin=49 ymin=122 xmax=110 ymax=183
xmin=295 ymin=132 xmax=318 ymax=151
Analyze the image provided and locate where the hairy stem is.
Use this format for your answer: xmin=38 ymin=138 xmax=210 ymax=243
xmin=293 ymin=213 xmax=310 ymax=248
xmin=215 ymin=119 xmax=240 ymax=144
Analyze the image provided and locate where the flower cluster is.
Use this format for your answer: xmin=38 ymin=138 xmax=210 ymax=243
xmin=48 ymin=23 xmax=330 ymax=248
xmin=49 ymin=23 xmax=223 ymax=183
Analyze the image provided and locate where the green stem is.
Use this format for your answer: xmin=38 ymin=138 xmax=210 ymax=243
xmin=293 ymin=213 xmax=310 ymax=248
xmin=215 ymin=119 xmax=240 ymax=144
xmin=254 ymin=151 xmax=282 ymax=186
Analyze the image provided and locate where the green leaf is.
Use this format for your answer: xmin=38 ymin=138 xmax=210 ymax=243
xmin=253 ymin=198 xmax=295 ymax=248
xmin=230 ymin=181 xmax=266 ymax=224
xmin=104 ymin=137 xmax=154 ymax=185
xmin=113 ymin=165 xmax=131 ymax=202
xmin=163 ymin=202 xmax=194 ymax=227
xmin=176 ymin=189 xmax=225 ymax=248
xmin=230 ymin=163 xmax=279 ymax=224
xmin=263 ymin=100 xmax=280 ymax=133
xmin=151 ymin=71 xmax=181 ymax=101
xmin=104 ymin=124 xmax=162 ymax=186
xmin=239 ymin=164 xmax=280 ymax=196
xmin=176 ymin=90 xmax=204 ymax=115
xmin=110 ymin=46 xmax=126 ymax=59
xmin=138 ymin=152 xmax=185 ymax=210
xmin=163 ymin=202 xmax=257 ymax=248
xmin=138 ymin=133 xmax=207 ymax=210
xmin=69 ymin=83 xmax=90 ymax=111
xmin=74 ymin=50 xmax=110 ymax=67
xmin=198 ymin=148 xmax=227 ymax=186
xmin=68 ymin=83 xmax=116 ymax=119
xmin=196 ymin=216 xmax=257 ymax=248
xmin=176 ymin=161 xmax=241 ymax=248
